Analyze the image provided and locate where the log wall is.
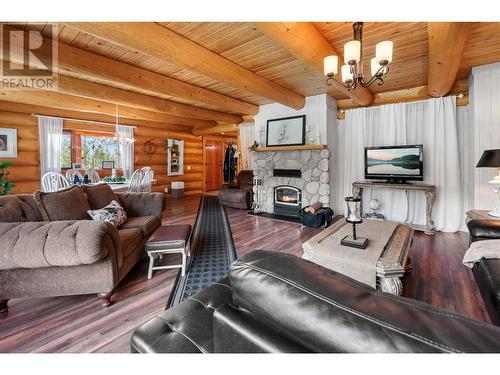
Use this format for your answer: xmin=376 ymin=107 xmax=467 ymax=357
xmin=0 ymin=108 xmax=204 ymax=196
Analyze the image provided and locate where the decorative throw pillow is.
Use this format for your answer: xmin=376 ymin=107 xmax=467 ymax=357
xmin=87 ymin=200 xmax=127 ymax=227
xmin=34 ymin=186 xmax=92 ymax=221
xmin=83 ymin=183 xmax=117 ymax=209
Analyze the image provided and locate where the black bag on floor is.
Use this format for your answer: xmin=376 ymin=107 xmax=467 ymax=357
xmin=301 ymin=207 xmax=334 ymax=228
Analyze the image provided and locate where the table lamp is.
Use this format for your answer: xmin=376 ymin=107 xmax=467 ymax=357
xmin=341 ymin=196 xmax=368 ymax=249
xmin=476 ymin=149 xmax=500 ymax=217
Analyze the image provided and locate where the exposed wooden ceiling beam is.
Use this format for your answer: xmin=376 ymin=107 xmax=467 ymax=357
xmin=427 ymin=22 xmax=471 ymax=97
xmin=0 ymin=101 xmax=192 ymax=133
xmin=54 ymin=75 xmax=242 ymax=124
xmin=0 ymin=90 xmax=216 ymax=128
xmin=0 ymin=25 xmax=258 ymax=116
xmin=254 ymin=22 xmax=374 ymax=107
xmin=68 ymin=22 xmax=305 ymax=110
xmin=191 ymin=123 xmax=239 ymax=136
xmin=336 ymin=80 xmax=469 ymax=119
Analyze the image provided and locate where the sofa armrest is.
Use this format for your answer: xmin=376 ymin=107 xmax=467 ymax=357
xmin=118 ymin=192 xmax=165 ymax=220
xmin=467 ymin=220 xmax=500 ymax=242
xmin=0 ymin=220 xmax=120 ymax=270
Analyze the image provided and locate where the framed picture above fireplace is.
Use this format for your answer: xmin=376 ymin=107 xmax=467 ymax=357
xmin=266 ymin=115 xmax=305 ymax=147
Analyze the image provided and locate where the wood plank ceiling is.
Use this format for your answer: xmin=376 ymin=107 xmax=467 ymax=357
xmin=3 ymin=22 xmax=500 ymax=127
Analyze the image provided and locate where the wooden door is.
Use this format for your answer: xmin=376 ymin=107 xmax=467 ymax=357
xmin=204 ymin=138 xmax=223 ymax=191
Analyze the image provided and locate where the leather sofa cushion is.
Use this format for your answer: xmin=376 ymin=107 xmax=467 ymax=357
xmin=118 ymin=228 xmax=143 ymax=258
xmin=119 ymin=216 xmax=161 ymax=237
xmin=0 ymin=194 xmax=42 ymax=222
xmin=34 ymin=186 xmax=91 ymax=221
xmin=83 ymin=183 xmax=117 ymax=209
xmin=476 ymin=258 xmax=500 ymax=315
xmin=131 ymin=278 xmax=232 ymax=353
xmin=230 ymin=250 xmax=500 ymax=353
xmin=0 ymin=220 xmax=119 ymax=270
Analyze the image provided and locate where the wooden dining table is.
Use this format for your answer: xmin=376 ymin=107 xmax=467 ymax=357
xmin=100 ymin=179 xmax=158 ymax=193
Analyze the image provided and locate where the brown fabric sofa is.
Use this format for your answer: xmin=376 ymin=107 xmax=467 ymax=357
xmin=0 ymin=184 xmax=165 ymax=313
xmin=218 ymin=170 xmax=253 ymax=210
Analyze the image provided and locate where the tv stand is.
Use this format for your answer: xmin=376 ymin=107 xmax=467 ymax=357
xmin=372 ymin=179 xmax=412 ymax=185
xmin=352 ymin=181 xmax=437 ymax=235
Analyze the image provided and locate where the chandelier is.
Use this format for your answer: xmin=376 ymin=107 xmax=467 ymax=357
xmin=113 ymin=104 xmax=135 ymax=146
xmin=323 ymin=22 xmax=393 ymax=90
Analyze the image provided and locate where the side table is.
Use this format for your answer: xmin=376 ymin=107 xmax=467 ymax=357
xmin=145 ymin=225 xmax=192 ymax=279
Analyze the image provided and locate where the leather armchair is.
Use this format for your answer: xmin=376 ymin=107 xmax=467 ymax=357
xmin=467 ymin=219 xmax=500 ymax=326
xmin=218 ymin=170 xmax=253 ymax=210
xmin=131 ymin=250 xmax=500 ymax=353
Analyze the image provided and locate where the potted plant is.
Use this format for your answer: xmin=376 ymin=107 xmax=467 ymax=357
xmin=0 ymin=160 xmax=15 ymax=195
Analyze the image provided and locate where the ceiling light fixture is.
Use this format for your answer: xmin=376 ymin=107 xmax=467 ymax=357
xmin=323 ymin=22 xmax=393 ymax=90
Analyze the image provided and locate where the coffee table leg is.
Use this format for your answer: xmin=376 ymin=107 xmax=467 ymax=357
xmin=379 ymin=277 xmax=403 ymax=296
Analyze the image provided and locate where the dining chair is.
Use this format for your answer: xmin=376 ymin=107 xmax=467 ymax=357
xmin=140 ymin=167 xmax=154 ymax=193
xmin=41 ymin=172 xmax=70 ymax=192
xmin=85 ymin=168 xmax=101 ymax=183
xmin=127 ymin=169 xmax=144 ymax=193
xmin=65 ymin=169 xmax=83 ymax=184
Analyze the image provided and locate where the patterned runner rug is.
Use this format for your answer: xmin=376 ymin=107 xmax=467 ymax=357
xmin=166 ymin=195 xmax=236 ymax=308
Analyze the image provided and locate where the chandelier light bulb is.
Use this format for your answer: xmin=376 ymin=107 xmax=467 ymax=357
xmin=323 ymin=55 xmax=338 ymax=76
xmin=376 ymin=41 xmax=393 ymax=65
xmin=341 ymin=64 xmax=353 ymax=83
xmin=344 ymin=40 xmax=361 ymax=65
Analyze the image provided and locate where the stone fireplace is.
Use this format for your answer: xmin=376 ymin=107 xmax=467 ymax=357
xmin=252 ymin=148 xmax=330 ymax=214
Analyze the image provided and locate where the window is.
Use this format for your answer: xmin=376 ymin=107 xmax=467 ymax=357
xmin=61 ymin=130 xmax=121 ymax=170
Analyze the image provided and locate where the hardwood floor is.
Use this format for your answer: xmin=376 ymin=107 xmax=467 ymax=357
xmin=0 ymin=195 xmax=490 ymax=353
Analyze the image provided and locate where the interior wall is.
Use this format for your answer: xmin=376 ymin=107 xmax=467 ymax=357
xmin=471 ymin=62 xmax=500 ymax=211
xmin=253 ymin=94 xmax=331 ymax=146
xmin=0 ymin=108 xmax=204 ymax=196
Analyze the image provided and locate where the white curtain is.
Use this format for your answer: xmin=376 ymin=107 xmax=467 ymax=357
xmin=38 ymin=116 xmax=63 ymax=176
xmin=335 ymin=96 xmax=462 ymax=232
xmin=116 ymin=125 xmax=135 ymax=179
xmin=239 ymin=123 xmax=255 ymax=170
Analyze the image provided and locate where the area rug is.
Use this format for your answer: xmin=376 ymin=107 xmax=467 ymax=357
xmin=166 ymin=195 xmax=236 ymax=308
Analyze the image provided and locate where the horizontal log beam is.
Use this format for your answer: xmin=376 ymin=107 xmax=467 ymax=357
xmin=54 ymin=75 xmax=242 ymax=123
xmin=336 ymin=80 xmax=469 ymax=119
xmin=428 ymin=22 xmax=471 ymax=97
xmin=0 ymin=91 xmax=216 ymax=128
xmin=69 ymin=23 xmax=305 ymax=110
xmin=255 ymin=22 xmax=374 ymax=107
xmin=191 ymin=123 xmax=239 ymax=136
xmin=0 ymin=101 xmax=194 ymax=133
xmin=1 ymin=25 xmax=256 ymax=116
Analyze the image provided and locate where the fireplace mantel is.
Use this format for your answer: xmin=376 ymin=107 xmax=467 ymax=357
xmin=254 ymin=145 xmax=327 ymax=152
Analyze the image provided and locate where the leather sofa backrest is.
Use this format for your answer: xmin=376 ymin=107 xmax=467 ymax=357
xmin=0 ymin=194 xmax=43 ymax=222
xmin=230 ymin=250 xmax=500 ymax=353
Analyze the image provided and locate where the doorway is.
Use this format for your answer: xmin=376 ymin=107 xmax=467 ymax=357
xmin=203 ymin=137 xmax=223 ymax=191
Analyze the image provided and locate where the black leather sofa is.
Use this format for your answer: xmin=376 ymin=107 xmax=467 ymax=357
xmin=467 ymin=219 xmax=500 ymax=326
xmin=131 ymin=250 xmax=500 ymax=353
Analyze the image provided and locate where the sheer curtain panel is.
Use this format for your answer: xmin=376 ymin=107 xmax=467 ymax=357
xmin=239 ymin=123 xmax=255 ymax=170
xmin=335 ymin=96 xmax=461 ymax=232
xmin=38 ymin=116 xmax=63 ymax=177
xmin=116 ymin=125 xmax=135 ymax=179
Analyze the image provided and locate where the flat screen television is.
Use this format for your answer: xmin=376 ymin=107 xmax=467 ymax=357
xmin=364 ymin=145 xmax=423 ymax=183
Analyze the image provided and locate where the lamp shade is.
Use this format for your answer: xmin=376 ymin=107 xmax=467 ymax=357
xmin=476 ymin=149 xmax=500 ymax=168
xmin=344 ymin=41 xmax=361 ymax=65
xmin=341 ymin=64 xmax=353 ymax=83
xmin=323 ymin=55 xmax=338 ymax=76
xmin=375 ymin=41 xmax=393 ymax=64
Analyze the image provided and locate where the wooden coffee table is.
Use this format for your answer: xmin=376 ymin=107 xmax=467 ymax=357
xmin=302 ymin=219 xmax=413 ymax=295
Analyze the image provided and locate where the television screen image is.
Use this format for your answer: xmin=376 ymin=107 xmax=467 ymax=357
xmin=365 ymin=145 xmax=423 ymax=181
